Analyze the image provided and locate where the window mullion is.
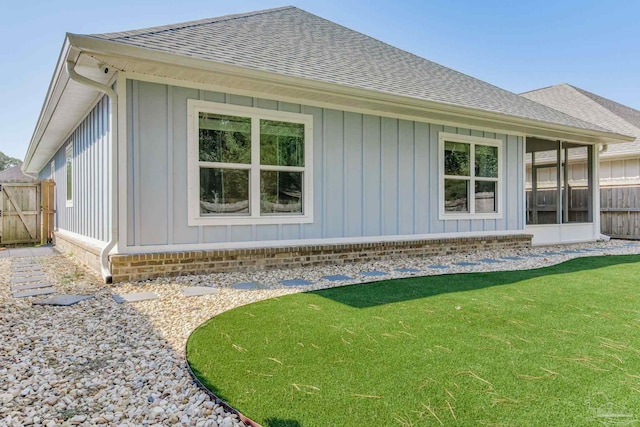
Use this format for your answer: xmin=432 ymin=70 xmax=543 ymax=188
xmin=470 ymin=142 xmax=476 ymax=214
xmin=261 ymin=165 xmax=306 ymax=172
xmin=199 ymin=161 xmax=252 ymax=170
xmin=250 ymin=117 xmax=261 ymax=218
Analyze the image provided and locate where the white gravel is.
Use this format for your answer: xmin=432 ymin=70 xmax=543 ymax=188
xmin=2 ymin=239 xmax=640 ymax=426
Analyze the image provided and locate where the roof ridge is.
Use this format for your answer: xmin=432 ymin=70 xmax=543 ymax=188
xmin=570 ymin=84 xmax=640 ymax=115
xmin=519 ymin=83 xmax=569 ymax=96
xmin=92 ymin=6 xmax=296 ymax=40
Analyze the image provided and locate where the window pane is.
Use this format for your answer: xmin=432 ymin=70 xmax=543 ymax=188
xmin=475 ymin=181 xmax=496 ymax=213
xmin=564 ymin=145 xmax=592 ymax=223
xmin=200 ymin=168 xmax=249 ymax=215
xmin=475 ymin=145 xmax=498 ymax=178
xmin=199 ymin=113 xmax=251 ymax=164
xmin=66 ymin=159 xmax=72 ymax=201
xmin=260 ymin=120 xmax=304 ymax=167
xmin=444 ymin=142 xmax=470 ymax=176
xmin=261 ymin=171 xmax=303 ymax=214
xmin=444 ymin=179 xmax=468 ymax=212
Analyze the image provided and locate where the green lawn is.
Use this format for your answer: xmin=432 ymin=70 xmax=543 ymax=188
xmin=187 ymin=255 xmax=640 ymax=426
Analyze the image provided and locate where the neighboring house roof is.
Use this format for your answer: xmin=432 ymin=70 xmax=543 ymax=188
xmin=0 ymin=164 xmax=37 ymax=183
xmin=23 ymin=6 xmax=634 ymax=173
xmin=521 ymin=84 xmax=640 ymax=159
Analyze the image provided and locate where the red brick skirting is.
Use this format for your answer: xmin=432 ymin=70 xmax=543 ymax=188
xmin=105 ymin=234 xmax=532 ymax=282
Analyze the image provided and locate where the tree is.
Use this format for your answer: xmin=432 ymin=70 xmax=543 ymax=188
xmin=0 ymin=151 xmax=22 ymax=172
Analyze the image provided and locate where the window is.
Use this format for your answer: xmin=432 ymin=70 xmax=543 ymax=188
xmin=187 ymin=100 xmax=313 ymax=225
xmin=439 ymin=133 xmax=502 ymax=219
xmin=65 ymin=144 xmax=73 ymax=207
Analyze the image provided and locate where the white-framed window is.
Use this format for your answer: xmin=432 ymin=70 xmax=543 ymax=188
xmin=187 ymin=100 xmax=314 ymax=226
xmin=65 ymin=143 xmax=73 ymax=207
xmin=439 ymin=132 xmax=503 ymax=220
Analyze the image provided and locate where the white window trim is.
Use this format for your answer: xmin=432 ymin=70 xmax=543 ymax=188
xmin=187 ymin=100 xmax=314 ymax=226
xmin=438 ymin=132 xmax=503 ymax=220
xmin=65 ymin=143 xmax=73 ymax=208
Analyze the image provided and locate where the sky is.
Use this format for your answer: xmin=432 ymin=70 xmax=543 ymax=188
xmin=2 ymin=0 xmax=639 ymax=160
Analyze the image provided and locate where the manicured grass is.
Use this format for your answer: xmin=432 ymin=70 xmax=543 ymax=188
xmin=187 ymin=256 xmax=640 ymax=426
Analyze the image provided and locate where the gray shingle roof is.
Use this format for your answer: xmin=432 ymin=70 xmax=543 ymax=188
xmin=521 ymin=84 xmax=640 ymax=157
xmin=88 ymin=6 xmax=614 ymax=134
xmin=0 ymin=165 xmax=36 ymax=183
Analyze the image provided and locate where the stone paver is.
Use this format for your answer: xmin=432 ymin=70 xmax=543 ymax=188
xmin=11 ymin=275 xmax=48 ymax=284
xmin=395 ymin=268 xmax=420 ymax=273
xmin=231 ymin=281 xmax=262 ymax=290
xmin=10 ymin=282 xmax=53 ymax=292
xmin=32 ymin=295 xmax=94 ymax=306
xmin=11 ymin=267 xmax=44 ymax=277
xmin=479 ymin=258 xmax=503 ymax=264
xmin=181 ymin=286 xmax=220 ymax=297
xmin=11 ymin=261 xmax=37 ymax=267
xmin=360 ymin=270 xmax=389 ymax=277
xmin=13 ymin=287 xmax=56 ymax=298
xmin=453 ymin=261 xmax=479 ymax=266
xmin=112 ymin=291 xmax=159 ymax=303
xmin=11 ymin=267 xmax=43 ymax=277
xmin=280 ymin=279 xmax=314 ymax=287
xmin=322 ymin=274 xmax=354 ymax=282
xmin=501 ymin=256 xmax=525 ymax=261
xmin=428 ymin=265 xmax=449 ymax=269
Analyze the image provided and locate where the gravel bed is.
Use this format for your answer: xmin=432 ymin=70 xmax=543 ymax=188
xmin=2 ymin=239 xmax=640 ymax=426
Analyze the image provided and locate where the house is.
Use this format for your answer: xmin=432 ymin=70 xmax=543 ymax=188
xmin=0 ymin=164 xmax=37 ymax=183
xmin=521 ymin=84 xmax=640 ymax=238
xmin=22 ymin=7 xmax=634 ymax=282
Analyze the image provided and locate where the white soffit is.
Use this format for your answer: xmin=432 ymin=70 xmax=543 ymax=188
xmin=24 ymin=55 xmax=115 ymax=173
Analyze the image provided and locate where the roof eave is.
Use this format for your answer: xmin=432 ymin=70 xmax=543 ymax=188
xmin=22 ymin=37 xmax=75 ymax=174
xmin=23 ymin=35 xmax=117 ymax=174
xmin=27 ymin=34 xmax=631 ymax=174
xmin=69 ymin=34 xmax=634 ymax=145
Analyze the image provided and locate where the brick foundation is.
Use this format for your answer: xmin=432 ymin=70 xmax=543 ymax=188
xmin=54 ymin=231 xmax=103 ymax=273
xmin=105 ymin=234 xmax=532 ymax=282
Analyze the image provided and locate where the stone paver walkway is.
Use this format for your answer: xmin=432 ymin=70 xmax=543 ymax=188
xmin=5 ymin=246 xmax=94 ymax=305
xmin=9 ymin=252 xmax=55 ymax=299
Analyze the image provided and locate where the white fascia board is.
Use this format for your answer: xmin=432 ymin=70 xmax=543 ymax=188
xmin=23 ymin=36 xmax=118 ymax=174
xmin=22 ymin=38 xmax=74 ymax=173
xmin=68 ymin=34 xmax=634 ymax=145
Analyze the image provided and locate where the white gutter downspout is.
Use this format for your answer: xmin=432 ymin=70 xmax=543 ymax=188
xmin=65 ymin=59 xmax=118 ymax=283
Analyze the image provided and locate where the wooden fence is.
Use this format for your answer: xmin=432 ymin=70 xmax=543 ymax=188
xmin=0 ymin=180 xmax=55 ymax=246
xmin=600 ymin=186 xmax=640 ymax=239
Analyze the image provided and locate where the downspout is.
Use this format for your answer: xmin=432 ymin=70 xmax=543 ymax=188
xmin=65 ymin=59 xmax=118 ymax=283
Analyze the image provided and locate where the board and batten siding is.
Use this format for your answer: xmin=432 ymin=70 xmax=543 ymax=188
xmin=126 ymin=80 xmax=524 ymax=247
xmin=38 ymin=96 xmax=111 ymax=242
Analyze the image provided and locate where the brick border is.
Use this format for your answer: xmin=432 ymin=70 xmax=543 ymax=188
xmin=53 ymin=232 xmax=532 ymax=282
xmin=108 ymin=234 xmax=531 ymax=282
